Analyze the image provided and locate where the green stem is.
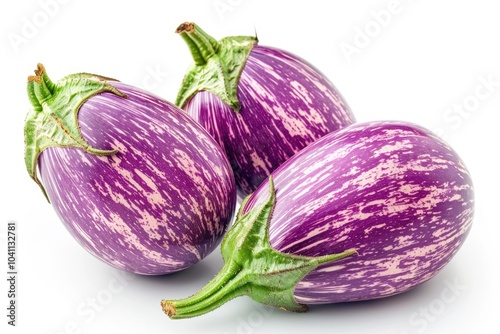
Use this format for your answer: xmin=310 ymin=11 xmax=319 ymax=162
xmin=162 ymin=261 xmax=248 ymax=319
xmin=174 ymin=22 xmax=257 ymax=111
xmin=168 ymin=261 xmax=241 ymax=309
xmin=35 ymin=63 xmax=55 ymax=93
xmin=176 ymin=22 xmax=220 ymax=66
xmin=33 ymin=72 xmax=53 ymax=105
xmin=160 ymin=176 xmax=358 ymax=319
xmin=27 ymin=78 xmax=42 ymax=112
xmin=24 ymin=63 xmax=125 ymax=200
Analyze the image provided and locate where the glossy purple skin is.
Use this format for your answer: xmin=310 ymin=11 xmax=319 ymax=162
xmin=184 ymin=45 xmax=355 ymax=197
xmin=39 ymin=82 xmax=237 ymax=275
xmin=243 ymin=121 xmax=474 ymax=304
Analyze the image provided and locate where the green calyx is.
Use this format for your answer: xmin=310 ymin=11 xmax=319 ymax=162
xmin=175 ymin=22 xmax=258 ymax=112
xmin=24 ymin=63 xmax=126 ymax=201
xmin=161 ymin=176 xmax=357 ymax=319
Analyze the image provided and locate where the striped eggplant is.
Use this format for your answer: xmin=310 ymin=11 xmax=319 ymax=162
xmin=175 ymin=22 xmax=355 ymax=197
xmin=161 ymin=121 xmax=474 ymax=318
xmin=24 ymin=64 xmax=237 ymax=275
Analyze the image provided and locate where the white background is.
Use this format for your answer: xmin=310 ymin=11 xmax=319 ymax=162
xmin=1 ymin=0 xmax=499 ymax=333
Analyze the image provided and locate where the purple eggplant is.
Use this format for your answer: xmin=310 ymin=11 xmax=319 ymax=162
xmin=161 ymin=121 xmax=474 ymax=318
xmin=175 ymin=22 xmax=355 ymax=197
xmin=24 ymin=64 xmax=237 ymax=275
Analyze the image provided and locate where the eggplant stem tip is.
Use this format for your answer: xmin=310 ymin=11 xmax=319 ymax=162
xmin=175 ymin=22 xmax=194 ymax=34
xmin=161 ymin=300 xmax=176 ymax=318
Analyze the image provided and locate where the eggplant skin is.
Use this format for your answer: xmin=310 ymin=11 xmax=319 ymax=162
xmin=38 ymin=82 xmax=237 ymax=275
xmin=184 ymin=45 xmax=355 ymax=197
xmin=243 ymin=121 xmax=474 ymax=304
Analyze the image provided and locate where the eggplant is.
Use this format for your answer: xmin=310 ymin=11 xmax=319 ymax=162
xmin=175 ymin=22 xmax=355 ymax=197
xmin=161 ymin=121 xmax=474 ymax=318
xmin=24 ymin=64 xmax=237 ymax=275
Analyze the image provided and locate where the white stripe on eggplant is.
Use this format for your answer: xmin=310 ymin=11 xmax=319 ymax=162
xmin=37 ymin=81 xmax=237 ymax=275
xmin=184 ymin=45 xmax=355 ymax=197
xmin=241 ymin=121 xmax=473 ymax=304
